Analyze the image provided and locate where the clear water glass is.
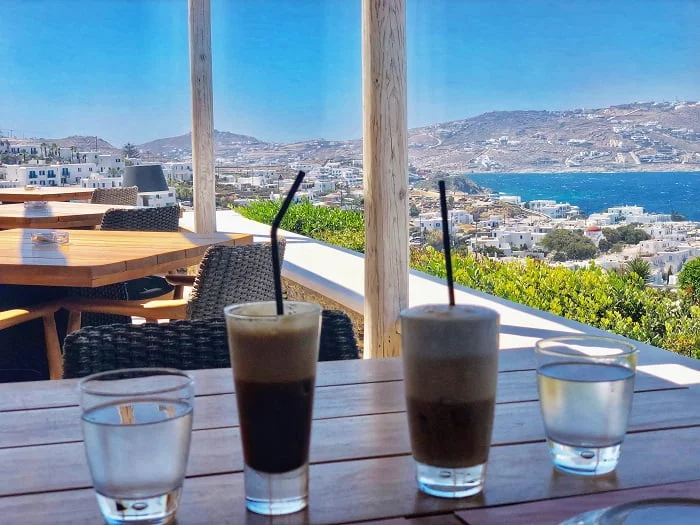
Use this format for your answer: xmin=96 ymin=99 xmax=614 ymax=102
xmin=536 ymin=336 xmax=637 ymax=476
xmin=79 ymin=368 xmax=194 ymax=525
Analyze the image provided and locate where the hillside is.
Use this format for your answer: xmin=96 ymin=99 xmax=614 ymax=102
xmin=137 ymin=130 xmax=262 ymax=159
xmin=407 ymin=101 xmax=700 ymax=173
xmin=38 ymin=135 xmax=117 ymax=152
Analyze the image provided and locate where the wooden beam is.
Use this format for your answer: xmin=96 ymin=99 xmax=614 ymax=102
xmin=188 ymin=0 xmax=216 ymax=234
xmin=362 ymin=0 xmax=408 ymax=358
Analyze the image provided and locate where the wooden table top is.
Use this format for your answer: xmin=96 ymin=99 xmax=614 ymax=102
xmin=0 ymin=186 xmax=95 ymax=203
xmin=0 ymin=228 xmax=253 ymax=287
xmin=0 ymin=349 xmax=698 ymax=524
xmin=0 ymin=202 xmax=133 ymax=230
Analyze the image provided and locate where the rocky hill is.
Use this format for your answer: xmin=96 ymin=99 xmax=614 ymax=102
xmin=137 ymin=130 xmax=262 ymax=159
xmin=36 ymin=135 xmax=117 ymax=152
xmin=407 ymin=101 xmax=700 ymax=173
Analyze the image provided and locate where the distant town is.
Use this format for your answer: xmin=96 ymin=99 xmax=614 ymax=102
xmin=0 ymin=135 xmax=697 ymax=288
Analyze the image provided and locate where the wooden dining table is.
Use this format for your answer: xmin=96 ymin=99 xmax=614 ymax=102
xmin=0 ymin=228 xmax=253 ymax=287
xmin=0 ymin=347 xmax=698 ymax=524
xmin=0 ymin=202 xmax=134 ymax=230
xmin=0 ymin=186 xmax=95 ymax=203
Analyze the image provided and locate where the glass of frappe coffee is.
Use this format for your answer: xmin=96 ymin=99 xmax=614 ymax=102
xmin=401 ymin=304 xmax=499 ymax=498
xmin=225 ymin=301 xmax=322 ymax=516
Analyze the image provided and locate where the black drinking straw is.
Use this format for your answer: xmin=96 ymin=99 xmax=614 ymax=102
xmin=438 ymin=180 xmax=456 ymax=306
xmin=271 ymin=171 xmax=306 ymax=315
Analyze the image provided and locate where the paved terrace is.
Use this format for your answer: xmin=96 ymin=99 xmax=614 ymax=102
xmin=182 ymin=210 xmax=700 ymax=386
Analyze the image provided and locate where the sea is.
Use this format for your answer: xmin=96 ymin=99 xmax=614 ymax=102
xmin=468 ymin=171 xmax=700 ymax=222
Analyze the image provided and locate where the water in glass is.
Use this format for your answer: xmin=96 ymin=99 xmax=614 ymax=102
xmin=81 ymin=399 xmax=192 ymax=524
xmin=538 ymin=362 xmax=634 ymax=475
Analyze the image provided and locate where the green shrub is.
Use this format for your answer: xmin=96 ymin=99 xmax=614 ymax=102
xmin=237 ymin=200 xmax=364 ymax=238
xmin=411 ymin=248 xmax=698 ymax=358
xmin=602 ymin=224 xmax=651 ymax=245
xmin=541 ymin=229 xmax=597 ymax=260
xmin=679 ymin=258 xmax=700 ymax=304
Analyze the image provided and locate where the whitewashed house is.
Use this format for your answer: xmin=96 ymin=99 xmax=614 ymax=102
xmin=162 ymin=162 xmax=193 ymax=182
xmin=417 ymin=210 xmax=473 ymax=235
xmin=80 ymin=174 xmax=123 ymax=189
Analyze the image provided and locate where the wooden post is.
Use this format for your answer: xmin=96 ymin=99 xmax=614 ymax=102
xmin=188 ymin=0 xmax=216 ymax=233
xmin=362 ymin=0 xmax=408 ymax=358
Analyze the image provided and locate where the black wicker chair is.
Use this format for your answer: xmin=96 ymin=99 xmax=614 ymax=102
xmin=70 ymin=206 xmax=181 ymax=328
xmin=89 ymin=186 xmax=138 ymax=206
xmin=187 ymin=241 xmax=284 ymax=319
xmin=62 ymin=311 xmax=359 ymax=378
xmin=100 ymin=206 xmax=179 ymax=232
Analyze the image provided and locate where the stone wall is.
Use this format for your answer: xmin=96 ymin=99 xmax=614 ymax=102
xmin=283 ymin=277 xmax=364 ymax=356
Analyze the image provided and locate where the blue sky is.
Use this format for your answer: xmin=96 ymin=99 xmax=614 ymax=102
xmin=1 ymin=0 xmax=699 ymax=146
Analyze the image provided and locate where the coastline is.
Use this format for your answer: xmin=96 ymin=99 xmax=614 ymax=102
xmin=466 ymin=171 xmax=700 ymax=221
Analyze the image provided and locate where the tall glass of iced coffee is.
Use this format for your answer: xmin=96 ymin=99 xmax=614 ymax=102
xmin=224 ymin=301 xmax=322 ymax=516
xmin=401 ymin=304 xmax=499 ymax=498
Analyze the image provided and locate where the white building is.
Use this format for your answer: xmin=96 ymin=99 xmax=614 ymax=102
xmin=3 ymin=162 xmax=98 ymax=186
xmin=637 ymin=238 xmax=681 ymax=255
xmin=485 ymin=215 xmax=503 ymax=227
xmin=608 ymin=205 xmax=645 ymax=219
xmin=80 ymin=174 xmax=123 ymax=189
xmin=138 ymin=190 xmax=177 ymax=207
xmin=644 ymin=224 xmax=690 ymax=242
xmin=290 ymin=162 xmax=319 ymax=173
xmin=417 ymin=210 xmax=473 ymax=234
xmin=529 ymin=200 xmax=556 ymax=210
xmin=584 ymin=225 xmax=604 ymax=246
xmin=162 ymin=162 xmax=193 ymax=182
xmin=8 ymin=143 xmax=40 ymax=155
xmin=624 ymin=212 xmax=672 ymax=224
xmin=306 ymin=177 xmax=336 ymax=193
xmin=498 ymin=195 xmax=522 ymax=205
xmin=653 ymin=248 xmax=696 ymax=274
xmin=529 ymin=200 xmax=580 ymax=219
xmin=587 ymin=212 xmax=617 ymax=226
xmin=77 ymin=152 xmax=124 ymax=175
xmin=494 ymin=229 xmax=546 ymax=251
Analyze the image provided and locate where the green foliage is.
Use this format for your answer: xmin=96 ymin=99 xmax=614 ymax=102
xmin=475 ymin=245 xmax=504 ymax=257
xmin=123 ymin=143 xmax=139 ymax=158
xmin=237 ymin=200 xmax=364 ymax=237
xmin=542 ymin=229 xmax=597 ymax=260
xmin=626 ymin=257 xmax=652 ymax=283
xmin=173 ymin=182 xmax=193 ymax=202
xmin=314 ymin=229 xmax=365 ymax=253
xmin=423 ymin=229 xmax=444 ymax=251
xmin=598 ymin=237 xmax=613 ymax=252
xmin=679 ymin=258 xmax=700 ymax=304
xmin=602 ymin=224 xmax=651 ymax=245
xmin=411 ymin=248 xmax=699 ymax=358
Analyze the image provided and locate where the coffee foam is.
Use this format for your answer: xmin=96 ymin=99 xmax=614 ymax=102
xmin=401 ymin=304 xmax=499 ymax=402
xmin=401 ymin=304 xmax=499 ymax=358
xmin=225 ymin=302 xmax=321 ymax=383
